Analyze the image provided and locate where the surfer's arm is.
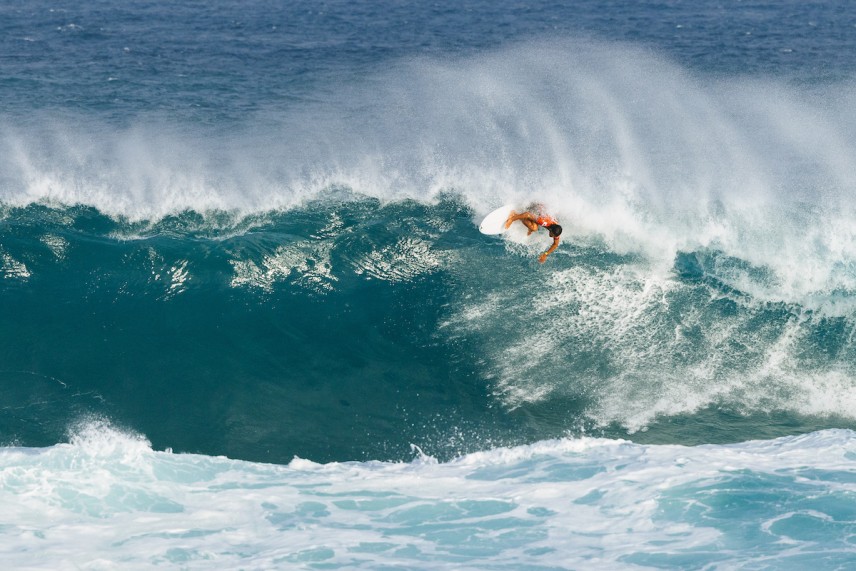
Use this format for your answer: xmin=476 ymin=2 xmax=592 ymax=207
xmin=539 ymin=236 xmax=560 ymax=263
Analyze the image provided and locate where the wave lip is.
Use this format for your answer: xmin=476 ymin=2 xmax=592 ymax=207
xmin=1 ymin=425 xmax=854 ymax=569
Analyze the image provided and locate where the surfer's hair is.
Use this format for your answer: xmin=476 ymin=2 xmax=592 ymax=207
xmin=548 ymin=224 xmax=562 ymax=237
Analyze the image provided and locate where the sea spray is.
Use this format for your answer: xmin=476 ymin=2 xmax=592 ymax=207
xmin=4 ymin=42 xmax=856 ymax=305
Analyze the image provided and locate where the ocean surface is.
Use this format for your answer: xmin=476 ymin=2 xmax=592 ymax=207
xmin=3 ymin=0 xmax=856 ymax=568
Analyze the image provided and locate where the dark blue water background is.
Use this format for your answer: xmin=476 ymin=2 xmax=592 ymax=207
xmin=3 ymin=0 xmax=855 ymax=121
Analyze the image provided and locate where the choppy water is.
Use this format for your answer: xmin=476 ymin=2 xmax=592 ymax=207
xmin=4 ymin=424 xmax=856 ymax=570
xmin=3 ymin=1 xmax=856 ymax=568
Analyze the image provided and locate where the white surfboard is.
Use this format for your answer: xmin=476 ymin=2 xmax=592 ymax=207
xmin=479 ymin=204 xmax=517 ymax=235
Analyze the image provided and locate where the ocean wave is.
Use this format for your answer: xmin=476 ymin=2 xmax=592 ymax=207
xmin=3 ymin=197 xmax=856 ymax=457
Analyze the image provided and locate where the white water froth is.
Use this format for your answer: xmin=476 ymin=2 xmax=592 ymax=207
xmin=0 ymin=248 xmax=31 ymax=280
xmin=444 ymin=250 xmax=856 ymax=430
xmin=230 ymin=241 xmax=338 ymax=294
xmin=1 ymin=422 xmax=855 ymax=570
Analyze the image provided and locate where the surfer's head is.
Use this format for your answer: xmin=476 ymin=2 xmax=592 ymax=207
xmin=548 ymin=224 xmax=562 ymax=238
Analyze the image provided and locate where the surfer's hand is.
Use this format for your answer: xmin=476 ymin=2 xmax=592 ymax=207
xmin=538 ymin=253 xmax=547 ymax=263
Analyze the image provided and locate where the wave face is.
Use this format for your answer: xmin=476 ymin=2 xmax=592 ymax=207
xmin=3 ymin=192 xmax=856 ymax=463
xmin=1 ymin=424 xmax=855 ymax=570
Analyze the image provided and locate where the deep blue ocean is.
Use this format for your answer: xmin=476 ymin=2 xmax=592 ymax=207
xmin=3 ymin=1 xmax=856 ymax=568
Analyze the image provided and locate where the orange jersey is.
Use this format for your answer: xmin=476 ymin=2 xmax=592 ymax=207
xmin=536 ymin=215 xmax=558 ymax=228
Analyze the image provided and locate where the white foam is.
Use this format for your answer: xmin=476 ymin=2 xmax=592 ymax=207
xmin=0 ymin=249 xmax=31 ymax=280
xmin=445 ymin=252 xmax=856 ymax=430
xmin=352 ymin=237 xmax=443 ymax=282
xmin=229 ymin=240 xmax=338 ymax=294
xmin=1 ymin=423 xmax=854 ymax=569
xmin=39 ymin=234 xmax=69 ymax=260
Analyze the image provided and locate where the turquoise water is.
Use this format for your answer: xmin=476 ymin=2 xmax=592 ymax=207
xmin=3 ymin=1 xmax=856 ymax=568
xmin=3 ymin=196 xmax=856 ymax=465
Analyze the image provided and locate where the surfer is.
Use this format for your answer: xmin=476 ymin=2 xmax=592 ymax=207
xmin=504 ymin=208 xmax=562 ymax=263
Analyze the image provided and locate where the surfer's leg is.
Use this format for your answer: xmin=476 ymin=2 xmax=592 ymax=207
xmin=523 ymin=220 xmax=538 ymax=234
xmin=505 ymin=211 xmax=536 ymax=229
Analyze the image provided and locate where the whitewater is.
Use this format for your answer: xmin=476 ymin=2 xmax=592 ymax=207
xmin=3 ymin=0 xmax=856 ymax=568
xmin=3 ymin=423 xmax=855 ymax=570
